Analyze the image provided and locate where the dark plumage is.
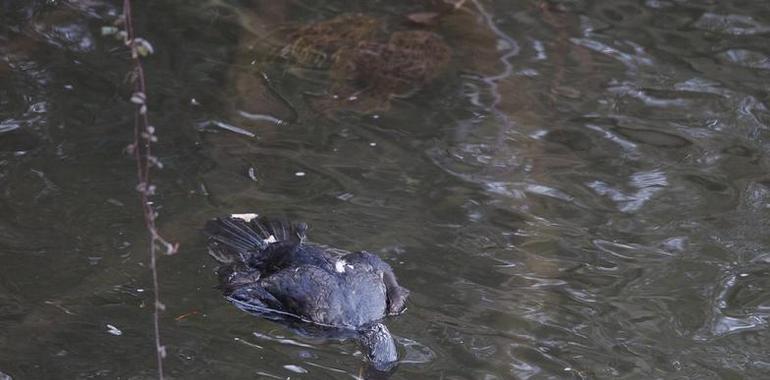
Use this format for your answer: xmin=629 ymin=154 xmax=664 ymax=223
xmin=205 ymin=214 xmax=410 ymax=371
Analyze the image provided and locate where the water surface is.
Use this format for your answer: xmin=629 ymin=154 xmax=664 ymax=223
xmin=1 ymin=0 xmax=770 ymax=378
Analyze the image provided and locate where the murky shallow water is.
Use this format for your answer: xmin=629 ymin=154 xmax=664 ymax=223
xmin=2 ymin=0 xmax=770 ymax=378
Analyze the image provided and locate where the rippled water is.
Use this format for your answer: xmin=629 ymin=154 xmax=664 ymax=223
xmin=2 ymin=0 xmax=770 ymax=378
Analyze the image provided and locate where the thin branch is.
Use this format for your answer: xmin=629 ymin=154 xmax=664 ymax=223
xmin=119 ymin=1 xmax=179 ymax=378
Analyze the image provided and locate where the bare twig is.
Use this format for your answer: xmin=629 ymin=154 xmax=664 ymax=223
xmin=118 ymin=1 xmax=180 ymax=378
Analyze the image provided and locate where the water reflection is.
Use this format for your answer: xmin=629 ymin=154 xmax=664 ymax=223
xmin=2 ymin=0 xmax=770 ymax=378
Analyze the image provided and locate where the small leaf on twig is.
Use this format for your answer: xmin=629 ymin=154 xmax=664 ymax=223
xmin=130 ymin=92 xmax=146 ymax=104
xmin=133 ymin=38 xmax=155 ymax=56
xmin=148 ymin=155 xmax=163 ymax=169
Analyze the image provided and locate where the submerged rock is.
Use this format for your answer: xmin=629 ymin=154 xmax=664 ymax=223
xmin=280 ymin=14 xmax=452 ymax=114
xmin=281 ymin=14 xmax=383 ymax=69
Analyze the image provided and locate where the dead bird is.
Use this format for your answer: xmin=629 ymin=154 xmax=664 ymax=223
xmin=205 ymin=213 xmax=410 ymax=371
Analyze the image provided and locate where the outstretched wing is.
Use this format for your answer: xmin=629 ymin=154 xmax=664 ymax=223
xmin=205 ymin=214 xmax=307 ymax=265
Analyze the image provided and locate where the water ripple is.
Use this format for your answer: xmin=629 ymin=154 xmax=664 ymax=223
xmin=694 ymin=13 xmax=770 ymax=35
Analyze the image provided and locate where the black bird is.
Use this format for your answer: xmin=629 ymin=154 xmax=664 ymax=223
xmin=205 ymin=214 xmax=410 ymax=371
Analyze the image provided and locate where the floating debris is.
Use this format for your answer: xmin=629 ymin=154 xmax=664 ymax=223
xmin=106 ymin=324 xmax=123 ymax=336
xmin=174 ymin=310 xmax=201 ymax=321
xmin=337 ymin=192 xmax=354 ymax=201
xmin=283 ymin=364 xmax=308 ymax=374
xmin=231 ymin=213 xmax=259 ymax=222
xmin=236 ymin=110 xmax=286 ymax=126
xmin=197 ymin=120 xmax=255 ymax=138
xmin=105 ymin=198 xmax=125 ymax=207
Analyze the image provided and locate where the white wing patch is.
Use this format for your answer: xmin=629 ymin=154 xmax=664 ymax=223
xmin=335 ymin=259 xmax=347 ymax=273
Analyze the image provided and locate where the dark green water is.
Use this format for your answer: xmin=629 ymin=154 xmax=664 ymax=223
xmin=2 ymin=0 xmax=770 ymax=378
